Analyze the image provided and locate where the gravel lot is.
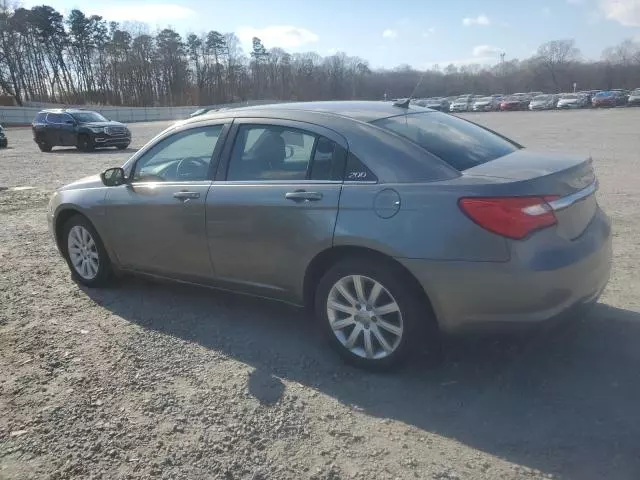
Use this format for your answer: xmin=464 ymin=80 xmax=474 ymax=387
xmin=1 ymin=109 xmax=639 ymax=480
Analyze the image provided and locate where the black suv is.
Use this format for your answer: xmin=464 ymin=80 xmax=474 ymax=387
xmin=0 ymin=124 xmax=7 ymax=148
xmin=32 ymin=109 xmax=131 ymax=152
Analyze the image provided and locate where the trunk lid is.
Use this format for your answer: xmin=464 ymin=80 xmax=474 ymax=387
xmin=462 ymin=150 xmax=598 ymax=240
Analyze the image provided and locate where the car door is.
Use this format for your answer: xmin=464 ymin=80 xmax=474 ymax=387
xmin=104 ymin=122 xmax=229 ymax=281
xmin=44 ymin=113 xmax=63 ymax=145
xmin=59 ymin=113 xmax=77 ymax=146
xmin=205 ymin=118 xmax=347 ymax=303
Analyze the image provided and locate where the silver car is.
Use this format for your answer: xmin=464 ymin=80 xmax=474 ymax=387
xmin=557 ymin=93 xmax=589 ymax=109
xmin=528 ymin=94 xmax=557 ymax=110
xmin=48 ymin=101 xmax=612 ymax=369
xmin=449 ymin=96 xmax=475 ymax=112
xmin=472 ymin=96 xmax=500 ymax=112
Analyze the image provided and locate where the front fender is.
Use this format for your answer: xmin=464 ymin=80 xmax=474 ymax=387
xmin=49 ymin=187 xmax=113 ymax=261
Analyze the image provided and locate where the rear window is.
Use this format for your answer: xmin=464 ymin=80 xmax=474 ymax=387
xmin=371 ymin=112 xmax=519 ymax=171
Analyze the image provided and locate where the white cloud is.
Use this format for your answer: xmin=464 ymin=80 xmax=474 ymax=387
xmin=472 ymin=45 xmax=503 ymax=57
xmin=599 ymin=0 xmax=640 ymax=26
xmin=237 ymin=25 xmax=319 ymax=50
xmin=422 ymin=27 xmax=436 ymax=37
xmin=326 ymin=47 xmax=338 ymax=55
xmin=462 ymin=14 xmax=490 ymax=26
xmin=382 ymin=29 xmax=398 ymax=39
xmin=543 ymin=6 xmax=552 ymax=15
xmin=567 ymin=0 xmax=583 ymax=4
xmin=89 ymin=4 xmax=195 ymax=23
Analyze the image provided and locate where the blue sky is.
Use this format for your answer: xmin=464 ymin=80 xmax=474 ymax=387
xmin=22 ymin=0 xmax=640 ymax=68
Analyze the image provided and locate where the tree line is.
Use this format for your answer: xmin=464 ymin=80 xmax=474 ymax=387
xmin=1 ymin=4 xmax=640 ymax=107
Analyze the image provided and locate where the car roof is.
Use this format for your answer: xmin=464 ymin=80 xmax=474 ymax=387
xmin=187 ymin=101 xmax=433 ymax=124
xmin=39 ymin=108 xmax=94 ymax=114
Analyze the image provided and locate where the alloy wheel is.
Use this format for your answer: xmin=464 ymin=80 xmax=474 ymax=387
xmin=326 ymin=275 xmax=403 ymax=360
xmin=67 ymin=225 xmax=100 ymax=280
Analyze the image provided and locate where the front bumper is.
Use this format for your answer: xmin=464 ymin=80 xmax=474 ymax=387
xmin=0 ymin=136 xmax=6 ymax=147
xmin=399 ymin=208 xmax=612 ymax=333
xmin=91 ymin=133 xmax=131 ymax=146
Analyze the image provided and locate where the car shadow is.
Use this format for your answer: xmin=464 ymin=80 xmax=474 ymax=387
xmin=84 ymin=277 xmax=640 ymax=479
xmin=47 ymin=147 xmax=138 ymax=155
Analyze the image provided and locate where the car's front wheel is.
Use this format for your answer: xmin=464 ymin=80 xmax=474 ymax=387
xmin=63 ymin=215 xmax=111 ymax=287
xmin=315 ymin=258 xmax=437 ymax=370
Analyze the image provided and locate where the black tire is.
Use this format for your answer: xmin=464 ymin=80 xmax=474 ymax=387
xmin=315 ymin=257 xmax=439 ymax=370
xmin=62 ymin=214 xmax=111 ymax=287
xmin=116 ymin=143 xmax=129 ymax=150
xmin=77 ymin=134 xmax=94 ymax=152
xmin=37 ymin=141 xmax=52 ymax=152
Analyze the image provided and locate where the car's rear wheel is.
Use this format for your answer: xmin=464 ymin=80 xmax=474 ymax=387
xmin=315 ymin=258 xmax=437 ymax=370
xmin=63 ymin=215 xmax=111 ymax=287
xmin=77 ymin=135 xmax=94 ymax=152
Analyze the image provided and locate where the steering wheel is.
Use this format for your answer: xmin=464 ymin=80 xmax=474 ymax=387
xmin=176 ymin=156 xmax=208 ymax=179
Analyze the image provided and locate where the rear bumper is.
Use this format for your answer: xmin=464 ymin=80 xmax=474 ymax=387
xmin=399 ymin=208 xmax=612 ymax=333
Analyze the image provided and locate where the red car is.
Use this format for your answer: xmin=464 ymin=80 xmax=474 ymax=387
xmin=499 ymin=96 xmax=526 ymax=111
xmin=592 ymin=91 xmax=626 ymax=107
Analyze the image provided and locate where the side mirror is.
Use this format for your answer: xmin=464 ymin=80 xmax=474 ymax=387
xmin=100 ymin=167 xmax=126 ymax=187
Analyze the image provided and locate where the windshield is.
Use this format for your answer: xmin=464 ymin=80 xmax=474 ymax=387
xmin=70 ymin=111 xmax=108 ymax=123
xmin=534 ymin=95 xmax=550 ymax=101
xmin=632 ymin=90 xmax=640 ymax=95
xmin=371 ymin=112 xmax=519 ymax=171
xmin=596 ymin=92 xmax=613 ymax=97
xmin=562 ymin=94 xmax=578 ymax=99
xmin=477 ymin=97 xmax=492 ymax=102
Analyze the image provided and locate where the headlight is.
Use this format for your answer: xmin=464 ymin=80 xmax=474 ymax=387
xmin=89 ymin=127 xmax=105 ymax=133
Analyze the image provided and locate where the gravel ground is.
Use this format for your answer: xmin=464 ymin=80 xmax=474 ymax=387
xmin=1 ymin=110 xmax=640 ymax=480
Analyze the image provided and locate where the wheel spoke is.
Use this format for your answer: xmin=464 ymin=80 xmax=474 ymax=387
xmin=335 ymin=279 xmax=357 ymax=306
xmin=86 ymin=237 xmax=95 ymax=250
xmin=331 ymin=316 xmax=356 ymax=331
xmin=345 ymin=324 xmax=363 ymax=349
xmin=371 ymin=325 xmax=393 ymax=353
xmin=89 ymin=256 xmax=99 ymax=271
xmin=82 ymin=228 xmax=90 ymax=245
xmin=328 ymin=299 xmax=356 ymax=315
xmin=375 ymin=301 xmax=400 ymax=316
xmin=363 ymin=329 xmax=374 ymax=358
xmin=88 ymin=251 xmax=99 ymax=261
xmin=352 ymin=275 xmax=367 ymax=303
xmin=368 ymin=282 xmax=382 ymax=306
xmin=71 ymin=227 xmax=82 ymax=245
xmin=377 ymin=319 xmax=402 ymax=336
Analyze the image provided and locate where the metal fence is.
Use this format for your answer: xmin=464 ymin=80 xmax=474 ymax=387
xmin=0 ymin=100 xmax=284 ymax=126
xmin=0 ymin=106 xmax=196 ymax=125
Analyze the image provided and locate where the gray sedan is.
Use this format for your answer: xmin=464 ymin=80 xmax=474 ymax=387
xmin=48 ymin=101 xmax=612 ymax=369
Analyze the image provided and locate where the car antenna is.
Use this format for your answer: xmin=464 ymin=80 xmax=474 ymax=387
xmin=392 ymin=68 xmax=429 ymax=109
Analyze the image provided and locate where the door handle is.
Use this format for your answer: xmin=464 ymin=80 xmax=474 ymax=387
xmin=173 ymin=191 xmax=200 ymax=200
xmin=285 ymin=191 xmax=323 ymax=202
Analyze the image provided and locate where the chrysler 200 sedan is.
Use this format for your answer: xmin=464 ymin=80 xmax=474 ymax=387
xmin=48 ymin=101 xmax=612 ymax=369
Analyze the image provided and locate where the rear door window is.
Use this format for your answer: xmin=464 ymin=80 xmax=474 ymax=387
xmin=226 ymin=124 xmax=346 ymax=181
xmin=371 ymin=112 xmax=519 ymax=171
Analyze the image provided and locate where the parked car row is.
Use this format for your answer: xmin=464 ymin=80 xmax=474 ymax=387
xmin=412 ymin=88 xmax=640 ymax=113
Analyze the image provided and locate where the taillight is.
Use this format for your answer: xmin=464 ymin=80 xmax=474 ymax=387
xmin=458 ymin=196 xmax=559 ymax=240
